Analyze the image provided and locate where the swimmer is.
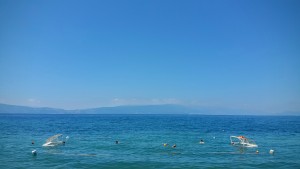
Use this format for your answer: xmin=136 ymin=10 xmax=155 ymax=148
xmin=115 ymin=140 xmax=119 ymax=144
xmin=31 ymin=140 xmax=34 ymax=145
xmin=172 ymin=144 xmax=176 ymax=148
xmin=199 ymin=139 xmax=205 ymax=144
xmin=256 ymin=150 xmax=259 ymax=154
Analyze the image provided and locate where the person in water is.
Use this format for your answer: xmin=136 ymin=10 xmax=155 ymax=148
xmin=172 ymin=144 xmax=176 ymax=148
xmin=200 ymin=139 xmax=205 ymax=144
xmin=115 ymin=140 xmax=119 ymax=144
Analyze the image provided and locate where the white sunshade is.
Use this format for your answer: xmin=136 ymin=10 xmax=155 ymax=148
xmin=46 ymin=134 xmax=62 ymax=143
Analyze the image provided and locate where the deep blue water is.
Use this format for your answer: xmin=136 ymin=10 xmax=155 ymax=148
xmin=0 ymin=114 xmax=300 ymax=168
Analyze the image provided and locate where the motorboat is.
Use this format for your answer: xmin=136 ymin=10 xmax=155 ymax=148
xmin=230 ymin=136 xmax=257 ymax=148
xmin=42 ymin=134 xmax=69 ymax=147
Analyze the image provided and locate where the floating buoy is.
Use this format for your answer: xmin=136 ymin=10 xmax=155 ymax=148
xmin=269 ymin=149 xmax=275 ymax=154
xmin=32 ymin=150 xmax=37 ymax=156
xmin=163 ymin=143 xmax=168 ymax=147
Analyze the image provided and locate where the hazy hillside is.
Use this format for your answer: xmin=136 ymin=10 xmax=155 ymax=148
xmin=0 ymin=103 xmax=298 ymax=115
xmin=0 ymin=104 xmax=66 ymax=114
xmin=0 ymin=104 xmax=193 ymax=114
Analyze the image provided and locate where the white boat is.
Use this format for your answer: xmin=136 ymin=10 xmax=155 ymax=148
xmin=230 ymin=136 xmax=258 ymax=148
xmin=42 ymin=134 xmax=68 ymax=147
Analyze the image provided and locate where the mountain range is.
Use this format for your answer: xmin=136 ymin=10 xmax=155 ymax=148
xmin=0 ymin=103 xmax=194 ymax=114
xmin=0 ymin=103 xmax=299 ymax=115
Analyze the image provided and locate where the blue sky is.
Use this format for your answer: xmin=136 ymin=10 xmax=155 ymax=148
xmin=0 ymin=0 xmax=299 ymax=113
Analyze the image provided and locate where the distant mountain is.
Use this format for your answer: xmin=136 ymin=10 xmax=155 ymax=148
xmin=276 ymin=111 xmax=300 ymax=116
xmin=75 ymin=104 xmax=194 ymax=114
xmin=0 ymin=103 xmax=299 ymax=115
xmin=0 ymin=103 xmax=66 ymax=114
xmin=0 ymin=103 xmax=194 ymax=114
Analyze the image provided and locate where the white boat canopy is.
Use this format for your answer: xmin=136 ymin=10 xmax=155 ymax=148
xmin=43 ymin=134 xmax=65 ymax=147
xmin=46 ymin=134 xmax=63 ymax=143
xmin=230 ymin=136 xmax=258 ymax=148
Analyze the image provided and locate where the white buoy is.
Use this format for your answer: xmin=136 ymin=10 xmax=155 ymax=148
xmin=269 ymin=149 xmax=274 ymax=154
xmin=32 ymin=149 xmax=37 ymax=156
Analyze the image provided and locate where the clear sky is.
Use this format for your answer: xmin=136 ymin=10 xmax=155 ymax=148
xmin=0 ymin=0 xmax=299 ymax=113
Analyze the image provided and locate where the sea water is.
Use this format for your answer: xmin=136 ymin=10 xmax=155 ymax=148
xmin=0 ymin=114 xmax=299 ymax=168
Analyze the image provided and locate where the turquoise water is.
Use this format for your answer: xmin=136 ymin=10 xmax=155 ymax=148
xmin=0 ymin=114 xmax=300 ymax=168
